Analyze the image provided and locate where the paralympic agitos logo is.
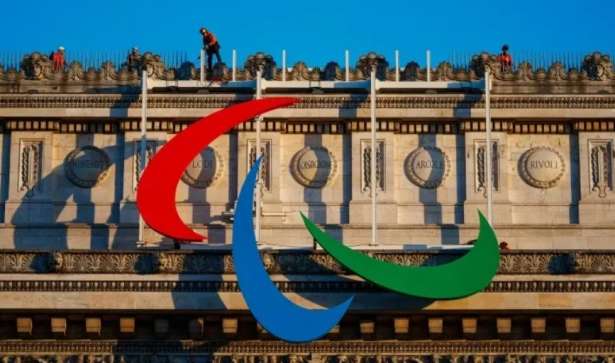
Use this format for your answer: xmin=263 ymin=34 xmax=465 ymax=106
xmin=137 ymin=97 xmax=501 ymax=343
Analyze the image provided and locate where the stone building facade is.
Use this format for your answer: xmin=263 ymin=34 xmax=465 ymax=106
xmin=0 ymin=50 xmax=615 ymax=360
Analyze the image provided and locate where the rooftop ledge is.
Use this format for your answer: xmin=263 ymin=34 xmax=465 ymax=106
xmin=1 ymin=50 xmax=613 ymax=85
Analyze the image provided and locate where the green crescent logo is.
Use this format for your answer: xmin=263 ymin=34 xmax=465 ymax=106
xmin=300 ymin=211 xmax=500 ymax=299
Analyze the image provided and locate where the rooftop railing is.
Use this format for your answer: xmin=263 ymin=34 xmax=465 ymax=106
xmin=0 ymin=49 xmax=612 ymax=82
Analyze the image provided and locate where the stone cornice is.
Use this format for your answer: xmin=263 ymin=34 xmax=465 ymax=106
xmin=1 ymin=340 xmax=615 ymax=355
xmin=1 ymin=279 xmax=615 ymax=293
xmin=0 ymin=250 xmax=612 ymax=275
xmin=3 ymin=94 xmax=615 ymax=110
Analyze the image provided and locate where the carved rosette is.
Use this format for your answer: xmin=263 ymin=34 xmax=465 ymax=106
xmin=64 ymin=146 xmax=111 ymax=188
xmin=401 ymin=61 xmax=423 ymax=81
xmin=21 ymin=52 xmax=54 ymax=80
xmin=582 ymin=52 xmax=614 ymax=81
xmin=404 ymin=146 xmax=450 ymax=189
xmin=323 ymin=62 xmax=343 ymax=81
xmin=248 ymin=139 xmax=272 ymax=191
xmin=181 ymin=147 xmax=224 ymax=189
xmin=518 ymin=147 xmax=565 ymax=189
xmin=475 ymin=141 xmax=499 ymax=197
xmin=289 ymin=62 xmax=310 ymax=81
xmin=66 ymin=61 xmax=84 ymax=81
xmin=361 ymin=140 xmax=385 ymax=193
xmin=357 ymin=52 xmax=388 ymax=80
xmin=290 ymin=146 xmax=338 ymax=188
xmin=589 ymin=140 xmax=613 ymax=198
xmin=244 ymin=52 xmax=276 ymax=80
xmin=470 ymin=52 xmax=499 ymax=79
xmin=141 ymin=52 xmax=166 ymax=79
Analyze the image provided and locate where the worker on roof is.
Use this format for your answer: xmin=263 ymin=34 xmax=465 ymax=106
xmin=200 ymin=27 xmax=222 ymax=72
xmin=52 ymin=46 xmax=66 ymax=72
xmin=496 ymin=44 xmax=512 ymax=73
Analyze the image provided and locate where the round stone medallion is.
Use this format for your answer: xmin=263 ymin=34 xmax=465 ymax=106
xmin=404 ymin=146 xmax=450 ymax=189
xmin=181 ymin=147 xmax=223 ymax=189
xmin=64 ymin=146 xmax=112 ymax=188
xmin=291 ymin=146 xmax=337 ymax=188
xmin=519 ymin=146 xmax=565 ymax=189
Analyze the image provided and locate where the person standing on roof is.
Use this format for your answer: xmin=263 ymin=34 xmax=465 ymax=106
xmin=200 ymin=27 xmax=222 ymax=71
xmin=496 ymin=44 xmax=512 ymax=73
xmin=52 ymin=46 xmax=66 ymax=72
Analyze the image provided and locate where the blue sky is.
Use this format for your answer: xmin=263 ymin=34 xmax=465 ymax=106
xmin=1 ymin=0 xmax=614 ymax=68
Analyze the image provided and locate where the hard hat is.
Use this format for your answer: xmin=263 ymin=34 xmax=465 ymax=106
xmin=58 ymin=46 xmax=65 ymax=51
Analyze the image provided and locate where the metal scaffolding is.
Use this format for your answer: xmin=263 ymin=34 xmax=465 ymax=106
xmin=138 ymin=50 xmax=491 ymax=247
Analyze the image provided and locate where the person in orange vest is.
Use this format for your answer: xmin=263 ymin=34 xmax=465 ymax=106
xmin=200 ymin=27 xmax=222 ymax=71
xmin=52 ymin=46 xmax=66 ymax=72
xmin=496 ymin=44 xmax=512 ymax=73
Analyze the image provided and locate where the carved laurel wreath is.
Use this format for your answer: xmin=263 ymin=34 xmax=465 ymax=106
xmin=64 ymin=146 xmax=111 ymax=188
xmin=404 ymin=146 xmax=450 ymax=189
xmin=290 ymin=146 xmax=338 ymax=188
xmin=518 ymin=146 xmax=565 ymax=189
xmin=180 ymin=147 xmax=224 ymax=189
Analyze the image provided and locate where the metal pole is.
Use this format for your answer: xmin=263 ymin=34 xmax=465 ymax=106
xmin=138 ymin=70 xmax=148 ymax=246
xmin=255 ymin=67 xmax=263 ymax=244
xmin=232 ymin=49 xmax=237 ymax=81
xmin=426 ymin=49 xmax=431 ymax=82
xmin=395 ymin=50 xmax=400 ymax=82
xmin=345 ymin=50 xmax=350 ymax=82
xmin=370 ymin=66 xmax=377 ymax=246
xmin=282 ymin=50 xmax=286 ymax=82
xmin=200 ymin=48 xmax=206 ymax=83
xmin=485 ymin=69 xmax=493 ymax=224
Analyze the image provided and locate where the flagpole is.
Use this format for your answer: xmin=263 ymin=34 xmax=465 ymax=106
xmin=370 ymin=64 xmax=377 ymax=246
xmin=138 ymin=70 xmax=147 ymax=246
xmin=485 ymin=69 xmax=493 ymax=224
xmin=255 ymin=65 xmax=263 ymax=244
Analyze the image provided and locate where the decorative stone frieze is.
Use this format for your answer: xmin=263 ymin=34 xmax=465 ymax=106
xmin=0 ymin=340 xmax=614 ymax=358
xmin=360 ymin=140 xmax=385 ymax=193
xmin=181 ymin=147 xmax=224 ymax=189
xmin=64 ymin=146 xmax=111 ymax=188
xmin=1 ymin=250 xmax=608 ymax=275
xmin=404 ymin=146 xmax=450 ymax=189
xmin=133 ymin=140 xmax=157 ymax=189
xmin=290 ymin=146 xmax=337 ymax=188
xmin=248 ymin=139 xmax=272 ymax=191
xmin=519 ymin=147 xmax=565 ymax=189
xmin=589 ymin=140 xmax=613 ymax=198
xmin=18 ymin=139 xmax=43 ymax=196
xmin=4 ymin=94 xmax=615 ymax=112
xmin=475 ymin=141 xmax=499 ymax=196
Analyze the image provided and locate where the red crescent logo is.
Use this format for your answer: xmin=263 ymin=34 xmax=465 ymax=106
xmin=137 ymin=97 xmax=298 ymax=241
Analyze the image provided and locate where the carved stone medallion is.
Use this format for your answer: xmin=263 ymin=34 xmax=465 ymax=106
xmin=404 ymin=146 xmax=450 ymax=189
xmin=181 ymin=147 xmax=223 ymax=189
xmin=519 ymin=146 xmax=565 ymax=189
xmin=64 ymin=146 xmax=111 ymax=188
xmin=290 ymin=146 xmax=337 ymax=188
